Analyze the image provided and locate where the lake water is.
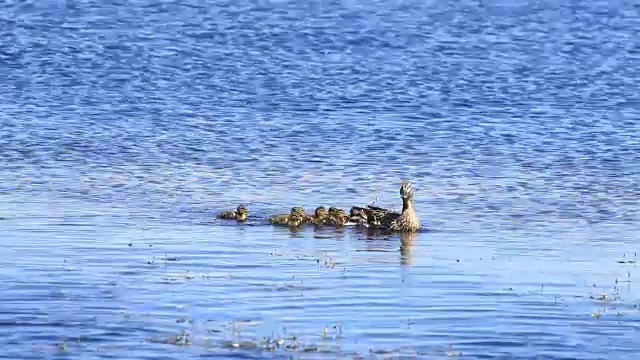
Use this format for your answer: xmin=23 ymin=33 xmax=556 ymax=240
xmin=1 ymin=0 xmax=639 ymax=358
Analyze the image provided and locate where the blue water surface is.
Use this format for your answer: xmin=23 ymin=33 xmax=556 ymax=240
xmin=1 ymin=0 xmax=639 ymax=358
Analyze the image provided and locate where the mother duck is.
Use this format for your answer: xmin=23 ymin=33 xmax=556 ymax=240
xmin=356 ymin=181 xmax=421 ymax=232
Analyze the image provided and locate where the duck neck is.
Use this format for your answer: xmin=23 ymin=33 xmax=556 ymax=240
xmin=401 ymin=196 xmax=413 ymax=213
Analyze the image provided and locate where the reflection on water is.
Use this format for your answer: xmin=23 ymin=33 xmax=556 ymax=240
xmin=400 ymin=232 xmax=418 ymax=266
xmin=1 ymin=0 xmax=639 ymax=358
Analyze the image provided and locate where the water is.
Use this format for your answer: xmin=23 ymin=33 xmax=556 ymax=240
xmin=1 ymin=0 xmax=639 ymax=358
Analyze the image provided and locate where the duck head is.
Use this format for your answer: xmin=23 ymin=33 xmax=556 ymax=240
xmin=236 ymin=204 xmax=248 ymax=221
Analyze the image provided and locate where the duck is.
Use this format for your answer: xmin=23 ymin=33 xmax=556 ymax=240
xmin=288 ymin=209 xmax=307 ymax=228
xmin=358 ymin=181 xmax=421 ymax=232
xmin=324 ymin=207 xmax=349 ymax=227
xmin=268 ymin=206 xmax=307 ymax=228
xmin=349 ymin=206 xmax=369 ymax=226
xmin=308 ymin=206 xmax=328 ymax=225
xmin=216 ymin=204 xmax=248 ymax=222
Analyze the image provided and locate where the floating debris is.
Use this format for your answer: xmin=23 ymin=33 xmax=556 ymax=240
xmin=590 ymin=292 xmax=611 ymax=301
xmin=161 ymin=271 xmax=196 ymax=281
xmin=199 ymin=272 xmax=233 ymax=279
xmin=148 ymin=330 xmax=192 ymax=346
xmin=176 ymin=317 xmax=193 ymax=324
xmin=159 ymin=256 xmax=180 ymax=261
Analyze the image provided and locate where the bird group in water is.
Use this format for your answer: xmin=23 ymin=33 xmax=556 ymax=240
xmin=216 ymin=181 xmax=421 ymax=233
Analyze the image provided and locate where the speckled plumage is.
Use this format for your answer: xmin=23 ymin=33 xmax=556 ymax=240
xmin=349 ymin=206 xmax=369 ymax=226
xmin=357 ymin=181 xmax=421 ymax=232
xmin=216 ymin=204 xmax=248 ymax=222
xmin=325 ymin=207 xmax=349 ymax=227
xmin=308 ymin=206 xmax=328 ymax=225
xmin=268 ymin=206 xmax=307 ymax=228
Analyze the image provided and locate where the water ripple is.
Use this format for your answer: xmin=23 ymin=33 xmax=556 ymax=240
xmin=1 ymin=0 xmax=639 ymax=358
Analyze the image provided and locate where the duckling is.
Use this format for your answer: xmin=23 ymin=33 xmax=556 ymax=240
xmin=268 ymin=207 xmax=297 ymax=225
xmin=325 ymin=207 xmax=349 ymax=227
xmin=288 ymin=209 xmax=307 ymax=228
xmin=309 ymin=206 xmax=328 ymax=225
xmin=358 ymin=181 xmax=421 ymax=232
xmin=325 ymin=207 xmax=338 ymax=222
xmin=268 ymin=213 xmax=289 ymax=225
xmin=216 ymin=204 xmax=248 ymax=222
xmin=268 ymin=206 xmax=307 ymax=228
